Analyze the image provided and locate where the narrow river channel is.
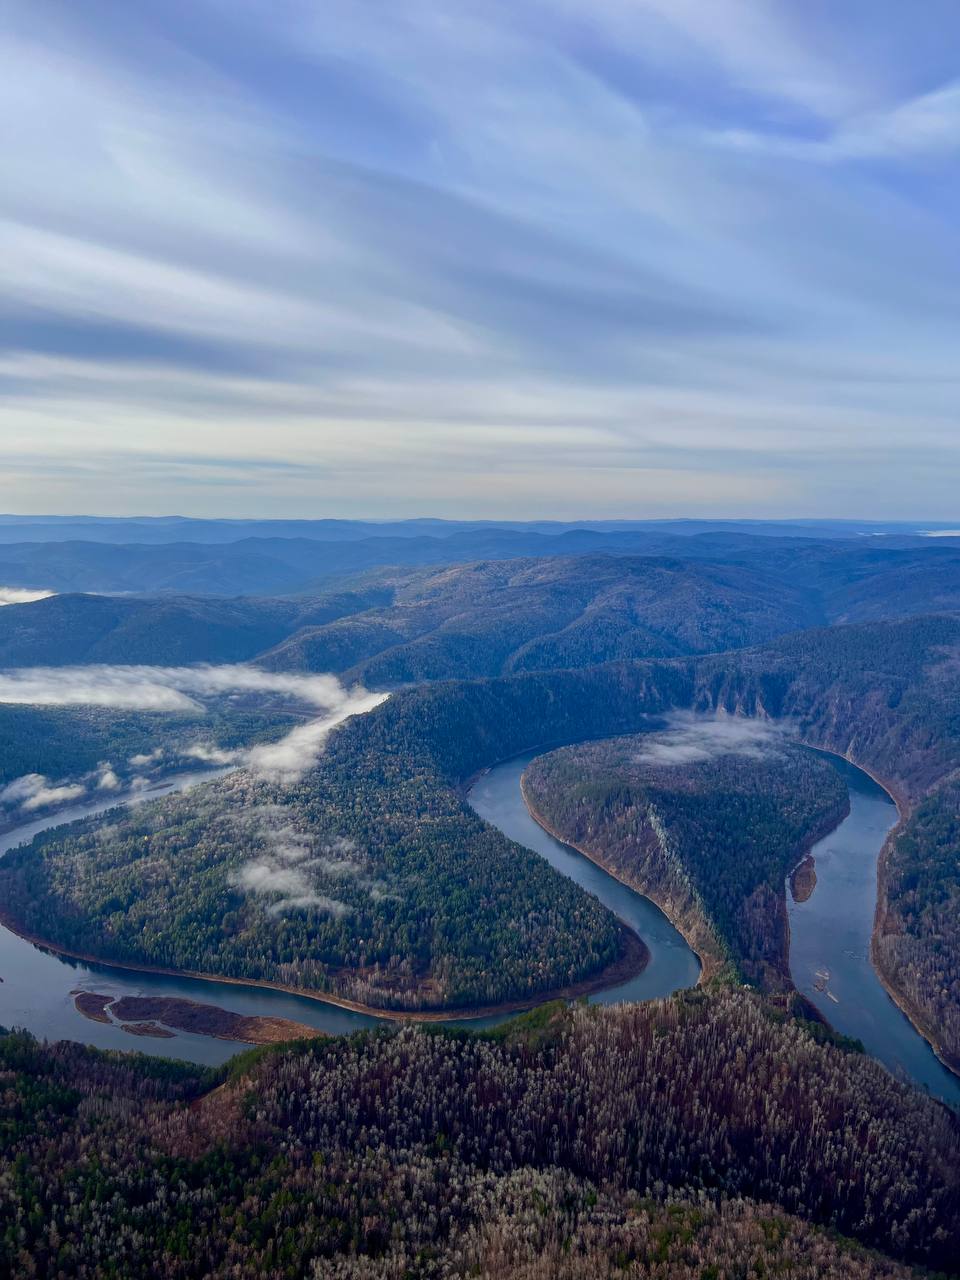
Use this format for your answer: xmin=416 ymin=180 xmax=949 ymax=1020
xmin=470 ymin=750 xmax=960 ymax=1107
xmin=1 ymin=751 xmax=958 ymax=1104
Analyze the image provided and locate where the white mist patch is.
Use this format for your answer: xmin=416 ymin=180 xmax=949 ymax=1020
xmin=0 ymin=587 xmax=55 ymax=606
xmin=0 ymin=664 xmax=365 ymax=713
xmin=226 ymin=806 xmax=360 ymax=918
xmin=0 ymin=663 xmax=389 ymax=784
xmin=634 ymin=711 xmax=791 ymax=767
xmin=0 ymin=761 xmax=126 ymax=815
xmin=184 ymin=689 xmax=387 ymax=782
xmin=0 ymin=773 xmax=86 ymax=812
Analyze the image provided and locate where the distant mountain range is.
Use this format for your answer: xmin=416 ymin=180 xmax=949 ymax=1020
xmin=0 ymin=513 xmax=952 ymax=546
xmin=0 ymin=520 xmax=957 ymax=597
xmin=4 ymin=539 xmax=960 ymax=676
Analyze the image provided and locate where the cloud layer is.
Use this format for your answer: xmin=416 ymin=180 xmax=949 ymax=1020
xmin=2 ymin=2 xmax=959 ymax=517
xmin=634 ymin=712 xmax=791 ymax=768
xmin=0 ymin=588 xmax=55 ymax=607
xmin=0 ymin=664 xmax=372 ymax=714
xmin=0 ymin=663 xmax=389 ymax=794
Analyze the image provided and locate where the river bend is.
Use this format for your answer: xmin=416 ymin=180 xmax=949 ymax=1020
xmin=1 ymin=752 xmax=958 ymax=1104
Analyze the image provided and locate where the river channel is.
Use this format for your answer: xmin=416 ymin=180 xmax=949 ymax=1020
xmin=1 ymin=751 xmax=958 ymax=1105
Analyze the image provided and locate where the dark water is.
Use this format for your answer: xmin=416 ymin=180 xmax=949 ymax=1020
xmin=466 ymin=753 xmax=702 ymax=1011
xmin=788 ymin=755 xmax=960 ymax=1106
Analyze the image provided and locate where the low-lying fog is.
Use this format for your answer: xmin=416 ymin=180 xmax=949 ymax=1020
xmin=0 ymin=663 xmax=387 ymax=819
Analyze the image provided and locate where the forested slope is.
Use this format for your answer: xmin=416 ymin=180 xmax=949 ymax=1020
xmin=1 ymin=990 xmax=957 ymax=1277
xmin=0 ymin=588 xmax=388 ymax=667
xmin=522 ymin=738 xmax=848 ymax=989
xmin=260 ymin=556 xmax=816 ymax=681
xmin=876 ymin=775 xmax=960 ymax=1072
xmin=4 ymin=613 xmax=960 ymax=1034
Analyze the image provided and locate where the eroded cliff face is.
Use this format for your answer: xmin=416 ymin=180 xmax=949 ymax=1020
xmin=521 ymin=736 xmax=848 ymax=993
xmin=520 ymin=773 xmax=729 ymax=984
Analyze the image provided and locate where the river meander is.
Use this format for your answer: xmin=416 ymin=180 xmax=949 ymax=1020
xmin=1 ymin=750 xmax=958 ymax=1105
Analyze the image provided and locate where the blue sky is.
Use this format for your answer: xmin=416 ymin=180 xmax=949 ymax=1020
xmin=2 ymin=0 xmax=959 ymax=518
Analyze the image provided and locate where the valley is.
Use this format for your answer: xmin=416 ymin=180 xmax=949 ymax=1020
xmin=2 ymin=523 xmax=960 ymax=1276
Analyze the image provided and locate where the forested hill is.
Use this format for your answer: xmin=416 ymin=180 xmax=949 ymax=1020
xmin=5 ymin=612 xmax=960 ymax=1031
xmin=523 ymin=738 xmax=848 ymax=989
xmin=2 ymin=990 xmax=958 ymax=1277
xmin=7 ymin=540 xmax=960 ymax=677
xmin=258 ymin=555 xmax=817 ymax=681
xmin=0 ymin=588 xmax=389 ymax=667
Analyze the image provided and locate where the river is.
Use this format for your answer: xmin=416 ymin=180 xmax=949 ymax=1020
xmin=0 ymin=771 xmax=381 ymax=1065
xmin=2 ymin=753 xmax=959 ymax=1104
xmin=788 ymin=754 xmax=960 ymax=1105
xmin=470 ymin=749 xmax=960 ymax=1106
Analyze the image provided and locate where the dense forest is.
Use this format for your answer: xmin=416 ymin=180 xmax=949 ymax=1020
xmin=2 ymin=532 xmax=960 ymax=1274
xmin=1 ymin=989 xmax=957 ymax=1278
xmin=876 ymin=774 xmax=960 ymax=1071
xmin=5 ymin=611 xmax=960 ymax=1027
xmin=522 ymin=736 xmax=848 ymax=989
xmin=0 ymin=589 xmax=387 ymax=668
xmin=0 ymin=753 xmax=623 ymax=1012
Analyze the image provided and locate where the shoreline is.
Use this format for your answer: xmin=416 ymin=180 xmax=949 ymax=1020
xmin=0 ymin=903 xmax=648 ymax=1028
xmin=792 ymin=741 xmax=960 ymax=1081
xmin=521 ymin=769 xmax=848 ymax=995
xmin=519 ymin=774 xmax=712 ymax=985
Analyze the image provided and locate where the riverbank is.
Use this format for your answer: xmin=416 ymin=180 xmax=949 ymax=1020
xmin=521 ymin=774 xmax=851 ymax=996
xmin=520 ymin=774 xmax=718 ymax=984
xmin=0 ymin=902 xmax=648 ymax=1027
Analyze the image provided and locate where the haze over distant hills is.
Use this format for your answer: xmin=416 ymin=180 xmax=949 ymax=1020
xmin=0 ymin=513 xmax=952 ymax=545
xmin=0 ymin=517 xmax=957 ymax=598
xmin=4 ymin=534 xmax=960 ymax=675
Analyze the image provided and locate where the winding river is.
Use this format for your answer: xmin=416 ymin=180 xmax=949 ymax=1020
xmin=1 ymin=751 xmax=959 ymax=1105
xmin=0 ymin=773 xmax=382 ymax=1065
xmin=471 ymin=750 xmax=960 ymax=1107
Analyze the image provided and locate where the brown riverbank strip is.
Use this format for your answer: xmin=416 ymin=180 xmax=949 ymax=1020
xmin=1 ymin=901 xmax=647 ymax=1030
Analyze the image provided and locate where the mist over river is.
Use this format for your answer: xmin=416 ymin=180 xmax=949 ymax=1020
xmin=1 ymin=750 xmax=958 ymax=1105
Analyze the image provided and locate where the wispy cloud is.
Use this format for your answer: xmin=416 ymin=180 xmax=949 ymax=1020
xmin=185 ymin=689 xmax=387 ymax=782
xmin=226 ymin=808 xmax=366 ymax=917
xmin=0 ymin=663 xmax=389 ymax=783
xmin=0 ymin=664 xmax=370 ymax=713
xmin=0 ymin=588 xmax=55 ymax=606
xmin=634 ymin=711 xmax=790 ymax=767
xmin=2 ymin=2 xmax=960 ymax=516
xmin=0 ymin=772 xmax=87 ymax=813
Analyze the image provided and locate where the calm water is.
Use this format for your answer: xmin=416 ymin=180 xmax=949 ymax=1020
xmin=788 ymin=755 xmax=960 ymax=1106
xmin=471 ymin=749 xmax=960 ymax=1107
xmin=0 ymin=772 xmax=380 ymax=1065
xmin=3 ymin=752 xmax=959 ymax=1104
xmin=467 ymin=753 xmax=702 ymax=1008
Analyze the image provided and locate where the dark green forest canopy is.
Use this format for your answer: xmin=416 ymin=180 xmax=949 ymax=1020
xmin=522 ymin=737 xmax=848 ymax=989
xmin=1 ymin=989 xmax=957 ymax=1278
xmin=876 ymin=774 xmax=960 ymax=1071
xmin=4 ymin=612 xmax=960 ymax=1016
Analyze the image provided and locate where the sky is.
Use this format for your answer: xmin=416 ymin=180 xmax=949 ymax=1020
xmin=2 ymin=1 xmax=959 ymax=519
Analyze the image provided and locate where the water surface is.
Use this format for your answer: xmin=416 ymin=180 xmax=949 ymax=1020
xmin=0 ymin=772 xmax=380 ymax=1065
xmin=788 ymin=755 xmax=960 ymax=1105
xmin=467 ymin=753 xmax=701 ymax=1010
